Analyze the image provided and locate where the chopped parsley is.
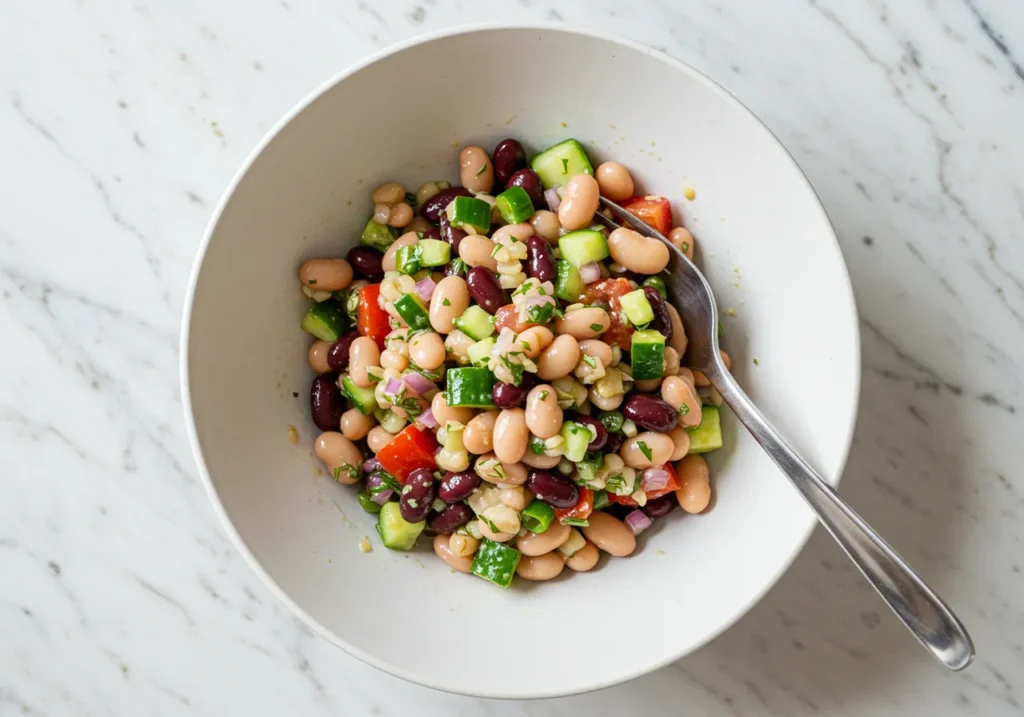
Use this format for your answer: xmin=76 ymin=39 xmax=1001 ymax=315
xmin=292 ymin=391 xmax=299 ymax=398
xmin=448 ymin=258 xmax=467 ymax=275
xmin=480 ymin=515 xmax=500 ymax=533
xmin=525 ymin=301 xmax=556 ymax=325
xmin=605 ymin=473 xmax=626 ymax=492
xmin=476 ymin=164 xmax=487 ymax=177
xmin=753 ymin=358 xmax=760 ymax=366
xmin=637 ymin=441 xmax=653 ymax=461
xmin=562 ymin=517 xmax=589 ymax=527
xmin=442 ymin=298 xmax=451 ymax=306
xmin=681 ymin=242 xmax=690 ymax=253
xmin=582 ymin=354 xmax=598 ymax=369
xmin=678 ymin=403 xmax=690 ymax=416
xmin=539 ymin=390 xmax=549 ymax=401
xmin=405 ymin=191 xmax=417 ymax=206
xmin=561 ymin=158 xmax=569 ymax=174
xmin=589 ymin=323 xmax=603 ymax=332
xmin=307 ymin=279 xmax=317 ymax=285
xmin=377 ymin=471 xmax=402 ymax=492
xmin=333 ymin=464 xmax=359 ymax=482
xmin=490 ymin=244 xmax=502 ymax=258
xmin=493 ymin=463 xmax=505 ymax=479
xmin=537 ymin=286 xmax=547 ymax=296
xmin=529 ymin=436 xmax=546 ymax=455
xmin=500 ymin=354 xmax=525 ymax=386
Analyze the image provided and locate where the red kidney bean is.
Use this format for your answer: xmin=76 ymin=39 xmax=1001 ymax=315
xmin=644 ymin=493 xmax=678 ymax=519
xmin=466 ymin=266 xmax=509 ymax=314
xmin=439 ymin=212 xmax=468 ymax=253
xmin=643 ymin=286 xmax=673 ymax=341
xmin=420 ymin=187 xmax=471 ymax=223
xmin=506 ymin=168 xmax=544 ymax=208
xmin=422 ymin=227 xmax=442 ymax=241
xmin=525 ymin=235 xmax=556 ymax=282
xmin=492 ymin=138 xmax=527 ymax=186
xmin=527 ymin=470 xmax=579 ymax=509
xmin=428 ymin=503 xmax=473 ymax=534
xmin=327 ymin=329 xmax=360 ymax=371
xmin=571 ymin=414 xmax=608 ymax=451
xmin=492 ymin=372 xmax=538 ymax=409
xmin=399 ymin=467 xmax=437 ymax=523
xmin=623 ymin=394 xmax=678 ymax=432
xmin=438 ymin=470 xmax=481 ymax=503
xmin=310 ymin=374 xmax=345 ymax=431
xmin=346 ymin=246 xmax=384 ymax=281
xmin=604 ymin=433 xmax=623 ymax=455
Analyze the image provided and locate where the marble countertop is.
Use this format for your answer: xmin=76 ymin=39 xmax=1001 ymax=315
xmin=2 ymin=1 xmax=1022 ymax=714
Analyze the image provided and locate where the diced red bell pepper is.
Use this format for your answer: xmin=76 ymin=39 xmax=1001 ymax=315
xmin=622 ymin=195 xmax=672 ymax=236
xmin=376 ymin=424 xmax=438 ymax=483
xmin=607 ymin=462 xmax=681 ymax=507
xmin=582 ymin=278 xmax=634 ymax=349
xmin=555 ymin=488 xmax=594 ymax=524
xmin=357 ymin=283 xmax=390 ymax=351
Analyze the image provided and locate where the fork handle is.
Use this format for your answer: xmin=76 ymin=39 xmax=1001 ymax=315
xmin=705 ymin=364 xmax=975 ymax=670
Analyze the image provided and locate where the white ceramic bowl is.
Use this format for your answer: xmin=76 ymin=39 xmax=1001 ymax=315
xmin=182 ymin=25 xmax=860 ymax=698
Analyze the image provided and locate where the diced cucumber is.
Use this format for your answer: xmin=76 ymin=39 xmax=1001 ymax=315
xmin=396 ymin=244 xmax=421 ymax=275
xmin=467 ymin=337 xmax=496 ymax=367
xmin=560 ymin=421 xmax=591 ymax=462
xmin=630 ymin=329 xmax=666 ymax=380
xmin=360 ymin=216 xmax=398 ymax=252
xmin=446 ymin=367 xmax=496 ymax=408
xmin=554 ymin=259 xmax=586 ymax=302
xmin=620 ymin=289 xmax=654 ymax=326
xmin=559 ymin=230 xmax=609 ymax=267
xmin=454 ymin=305 xmax=495 ymax=341
xmin=687 ymin=406 xmax=723 ymax=454
xmin=300 ymin=301 xmax=349 ymax=342
xmin=495 ymin=186 xmax=534 ymax=224
xmin=447 ymin=196 xmax=491 ymax=234
xmin=417 ymin=239 xmax=450 ymax=267
xmin=470 ymin=538 xmax=521 ymax=588
xmin=393 ymin=293 xmax=431 ymax=331
xmin=377 ymin=502 xmax=425 ymax=551
xmin=575 ymin=453 xmax=603 ymax=485
xmin=530 ymin=139 xmax=594 ymax=189
xmin=342 ymin=375 xmax=377 ymax=415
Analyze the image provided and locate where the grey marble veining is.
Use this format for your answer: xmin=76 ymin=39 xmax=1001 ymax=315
xmin=1 ymin=1 xmax=1022 ymax=714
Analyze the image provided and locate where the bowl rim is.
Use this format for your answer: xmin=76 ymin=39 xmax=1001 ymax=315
xmin=180 ymin=21 xmax=862 ymax=699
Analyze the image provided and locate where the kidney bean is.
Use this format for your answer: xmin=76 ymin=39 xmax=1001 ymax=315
xmin=492 ymin=138 xmax=527 ymax=186
xmin=428 ymin=503 xmax=473 ymax=534
xmin=422 ymin=227 xmax=442 ymax=241
xmin=466 ymin=266 xmax=509 ymax=314
xmin=439 ymin=212 xmax=468 ymax=253
xmin=623 ymin=394 xmax=678 ymax=432
xmin=399 ymin=467 xmax=437 ymax=523
xmin=346 ymin=246 xmax=384 ymax=282
xmin=420 ymin=186 xmax=471 ymax=223
xmin=525 ymin=235 xmax=556 ymax=282
xmin=526 ymin=469 xmax=579 ymax=509
xmin=506 ymin=168 xmax=544 ymax=209
xmin=571 ymin=414 xmax=608 ymax=451
xmin=604 ymin=433 xmax=623 ymax=455
xmin=492 ymin=372 xmax=538 ymax=409
xmin=310 ymin=374 xmax=345 ymax=431
xmin=643 ymin=286 xmax=673 ymax=341
xmin=644 ymin=493 xmax=678 ymax=519
xmin=327 ymin=329 xmax=360 ymax=371
xmin=438 ymin=470 xmax=481 ymax=503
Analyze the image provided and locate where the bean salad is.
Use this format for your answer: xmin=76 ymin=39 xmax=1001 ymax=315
xmin=298 ymin=138 xmax=727 ymax=588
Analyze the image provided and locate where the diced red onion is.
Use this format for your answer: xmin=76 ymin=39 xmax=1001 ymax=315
xmin=384 ymin=378 xmax=403 ymax=397
xmin=544 ymin=188 xmax=561 ymax=213
xmin=494 ymin=327 xmax=516 ymax=355
xmin=363 ymin=458 xmax=381 ymax=473
xmin=402 ymin=372 xmax=434 ymax=396
xmin=625 ymin=509 xmax=653 ymax=535
xmin=371 ymin=488 xmax=393 ymax=506
xmin=417 ymin=407 xmax=438 ymax=428
xmin=579 ymin=262 xmax=601 ymax=284
xmin=641 ymin=467 xmax=670 ymax=492
xmin=415 ymin=276 xmax=436 ymax=302
xmin=519 ymin=294 xmax=555 ymax=322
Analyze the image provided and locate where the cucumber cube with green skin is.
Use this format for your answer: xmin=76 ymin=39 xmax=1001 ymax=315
xmin=300 ymin=301 xmax=349 ymax=342
xmin=417 ymin=239 xmax=450 ymax=267
xmin=377 ymin=503 xmax=425 ymax=551
xmin=454 ymin=305 xmax=495 ymax=341
xmin=560 ymin=421 xmax=591 ymax=462
xmin=467 ymin=336 xmax=496 ymax=367
xmin=495 ymin=185 xmax=535 ymax=224
xmin=554 ymin=259 xmax=585 ymax=302
xmin=447 ymin=196 xmax=491 ymax=234
xmin=341 ymin=375 xmax=377 ymax=415
xmin=446 ymin=367 xmax=496 ymax=408
xmin=395 ymin=244 xmax=421 ymax=275
xmin=620 ymin=289 xmax=654 ymax=326
xmin=470 ymin=538 xmax=521 ymax=588
xmin=558 ymin=230 xmax=609 ymax=267
xmin=360 ymin=217 xmax=398 ymax=251
xmin=393 ymin=293 xmax=431 ymax=331
xmin=630 ymin=329 xmax=666 ymax=380
xmin=686 ymin=406 xmax=723 ymax=453
xmin=530 ymin=139 xmax=594 ymax=189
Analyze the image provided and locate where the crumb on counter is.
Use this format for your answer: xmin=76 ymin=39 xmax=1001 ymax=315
xmin=286 ymin=425 xmax=299 ymax=444
xmin=560 ymin=121 xmax=568 ymax=128
xmin=358 ymin=537 xmax=372 ymax=553
xmin=684 ymin=185 xmax=696 ymax=200
xmin=725 ymin=307 xmax=737 ymax=317
xmin=753 ymin=358 xmax=760 ymax=366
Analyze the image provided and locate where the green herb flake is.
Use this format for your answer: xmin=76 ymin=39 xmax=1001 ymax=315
xmin=537 ymin=286 xmax=547 ymax=296
xmin=307 ymin=279 xmax=318 ymax=285
xmin=678 ymin=403 xmax=690 ymax=416
xmin=480 ymin=515 xmax=500 ymax=533
xmin=493 ymin=463 xmax=505 ymax=478
xmin=292 ymin=391 xmax=299 ymax=398
xmin=529 ymin=437 xmax=546 ymax=455
xmin=500 ymin=354 xmax=525 ymax=386
xmin=476 ymin=164 xmax=487 ymax=177
xmin=490 ymin=244 xmax=502 ymax=258
xmin=333 ymin=464 xmax=359 ymax=482
xmin=637 ymin=441 xmax=653 ymax=461
xmin=442 ymin=298 xmax=451 ymax=307
xmin=681 ymin=242 xmax=690 ymax=253
xmin=605 ymin=473 xmax=625 ymax=492
xmin=582 ymin=355 xmax=598 ymax=369
xmin=589 ymin=323 xmax=603 ymax=332
xmin=561 ymin=158 xmax=569 ymax=174
xmin=562 ymin=517 xmax=589 ymax=527
xmin=753 ymin=358 xmax=760 ymax=366
xmin=539 ymin=390 xmax=549 ymax=401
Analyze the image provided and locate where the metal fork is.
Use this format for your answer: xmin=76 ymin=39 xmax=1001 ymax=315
xmin=594 ymin=196 xmax=975 ymax=671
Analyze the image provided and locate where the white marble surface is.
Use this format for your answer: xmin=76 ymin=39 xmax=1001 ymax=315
xmin=1 ymin=0 xmax=1022 ymax=714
